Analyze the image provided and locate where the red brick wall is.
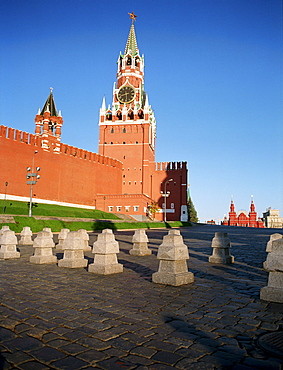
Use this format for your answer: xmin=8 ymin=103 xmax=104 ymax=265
xmin=0 ymin=125 xmax=122 ymax=206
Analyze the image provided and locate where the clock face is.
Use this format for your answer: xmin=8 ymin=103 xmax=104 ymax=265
xmin=117 ymin=86 xmax=135 ymax=103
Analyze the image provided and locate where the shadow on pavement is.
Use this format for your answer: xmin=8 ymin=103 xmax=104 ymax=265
xmin=119 ymin=259 xmax=155 ymax=280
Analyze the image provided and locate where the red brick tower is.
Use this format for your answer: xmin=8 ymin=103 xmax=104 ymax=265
xmin=248 ymin=197 xmax=257 ymax=227
xmin=35 ymin=88 xmax=63 ymax=153
xmin=228 ymin=199 xmax=237 ymax=226
xmin=98 ymin=13 xmax=156 ymax=196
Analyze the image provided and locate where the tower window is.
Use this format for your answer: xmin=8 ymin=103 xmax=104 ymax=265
xmin=106 ymin=113 xmax=112 ymax=121
xmin=110 ymin=127 xmax=114 ymax=133
xmin=110 ymin=142 xmax=113 ymax=144
xmin=136 ymin=141 xmax=138 ymax=144
xmin=138 ymin=111 xmax=144 ymax=119
xmin=117 ymin=112 xmax=122 ymax=120
xmin=123 ymin=141 xmax=126 ymax=144
xmin=127 ymin=57 xmax=132 ymax=65
xmin=128 ymin=111 xmax=134 ymax=120
xmin=122 ymin=128 xmax=126 ymax=133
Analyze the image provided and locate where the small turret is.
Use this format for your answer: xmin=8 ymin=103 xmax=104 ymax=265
xmin=34 ymin=88 xmax=63 ymax=153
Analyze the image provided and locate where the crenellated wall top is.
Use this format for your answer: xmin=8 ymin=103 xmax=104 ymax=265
xmin=155 ymin=161 xmax=187 ymax=171
xmin=0 ymin=125 xmax=122 ymax=169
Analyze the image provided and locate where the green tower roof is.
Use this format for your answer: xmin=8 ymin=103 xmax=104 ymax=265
xmin=40 ymin=89 xmax=58 ymax=116
xmin=124 ymin=21 xmax=139 ymax=56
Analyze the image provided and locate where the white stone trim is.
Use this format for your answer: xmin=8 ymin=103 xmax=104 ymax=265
xmin=0 ymin=193 xmax=96 ymax=210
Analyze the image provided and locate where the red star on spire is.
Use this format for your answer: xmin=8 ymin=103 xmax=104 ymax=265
xmin=128 ymin=12 xmax=137 ymax=22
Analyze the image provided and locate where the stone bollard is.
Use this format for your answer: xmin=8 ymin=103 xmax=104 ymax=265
xmin=0 ymin=226 xmax=10 ymax=235
xmin=209 ymin=232 xmax=234 ymax=264
xmin=260 ymin=238 xmax=283 ymax=303
xmin=263 ymin=233 xmax=283 ymax=269
xmin=152 ymin=229 xmax=194 ymax=286
xmin=19 ymin=226 xmax=33 ymax=245
xmin=0 ymin=229 xmax=20 ymax=259
xmin=58 ymin=231 xmax=87 ymax=268
xmin=30 ymin=231 xmax=57 ymax=264
xmin=88 ymin=229 xmax=123 ymax=275
xmin=130 ymin=229 xmax=151 ymax=256
xmin=78 ymin=229 xmax=91 ymax=251
xmin=56 ymin=228 xmax=70 ymax=250
xmin=43 ymin=227 xmax=53 ymax=238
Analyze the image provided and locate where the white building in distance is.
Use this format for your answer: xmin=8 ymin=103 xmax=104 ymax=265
xmin=262 ymin=208 xmax=283 ymax=228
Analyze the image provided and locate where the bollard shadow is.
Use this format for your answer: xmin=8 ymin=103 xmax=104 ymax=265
xmin=188 ymin=251 xmax=209 ymax=263
xmin=211 ymin=264 xmax=267 ymax=281
xmin=163 ymin=314 xmax=245 ymax=367
xmin=92 ymin=220 xmax=117 ymax=231
xmin=119 ymin=247 xmax=131 ymax=255
xmin=0 ymin=351 xmax=8 ymax=370
xmin=56 ymin=252 xmax=64 ymax=260
xmin=119 ymin=259 xmax=155 ymax=281
xmin=188 ymin=266 xmax=265 ymax=298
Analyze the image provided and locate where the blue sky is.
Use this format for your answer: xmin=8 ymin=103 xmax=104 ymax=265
xmin=0 ymin=0 xmax=282 ymax=222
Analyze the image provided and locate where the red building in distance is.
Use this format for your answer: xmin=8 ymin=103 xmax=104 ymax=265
xmin=222 ymin=199 xmax=264 ymax=228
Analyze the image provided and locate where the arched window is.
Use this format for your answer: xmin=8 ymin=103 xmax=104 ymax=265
xmin=117 ymin=111 xmax=122 ymax=120
xmin=122 ymin=127 xmax=126 ymax=133
xmin=138 ymin=110 xmax=144 ymax=119
xmin=128 ymin=111 xmax=134 ymax=120
xmin=127 ymin=57 xmax=132 ymax=65
xmin=110 ymin=127 xmax=114 ymax=133
xmin=106 ymin=112 xmax=112 ymax=121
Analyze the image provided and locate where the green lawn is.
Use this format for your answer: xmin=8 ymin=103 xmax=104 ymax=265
xmin=0 ymin=216 xmax=190 ymax=232
xmin=0 ymin=199 xmax=119 ymax=219
xmin=0 ymin=199 xmax=191 ymax=232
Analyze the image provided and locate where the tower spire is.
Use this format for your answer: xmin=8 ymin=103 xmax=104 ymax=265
xmin=124 ymin=12 xmax=139 ymax=56
xmin=40 ymin=88 xmax=58 ymax=116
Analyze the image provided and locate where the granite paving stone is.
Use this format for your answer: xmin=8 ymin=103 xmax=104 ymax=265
xmin=1 ymin=225 xmax=283 ymax=369
xmin=46 ymin=339 xmax=71 ymax=348
xmin=130 ymin=345 xmax=157 ymax=358
xmin=103 ymin=347 xmax=128 ymax=358
xmin=59 ymin=342 xmax=88 ymax=355
xmin=3 ymin=350 xmax=34 ymax=366
xmin=50 ymin=355 xmax=89 ymax=369
xmin=76 ymin=336 xmax=111 ymax=350
xmin=151 ymin=350 xmax=184 ymax=365
xmin=28 ymin=346 xmax=66 ymax=363
xmin=17 ymin=361 xmax=50 ymax=370
xmin=76 ymin=348 xmax=110 ymax=362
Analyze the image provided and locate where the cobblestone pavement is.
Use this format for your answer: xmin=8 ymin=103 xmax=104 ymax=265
xmin=1 ymin=224 xmax=283 ymax=369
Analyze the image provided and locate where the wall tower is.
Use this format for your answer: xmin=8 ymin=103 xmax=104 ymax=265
xmin=34 ymin=88 xmax=63 ymax=153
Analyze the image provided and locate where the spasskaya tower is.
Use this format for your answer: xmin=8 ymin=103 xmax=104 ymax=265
xmin=98 ymin=12 xmax=156 ymax=196
xmin=97 ymin=13 xmax=188 ymax=222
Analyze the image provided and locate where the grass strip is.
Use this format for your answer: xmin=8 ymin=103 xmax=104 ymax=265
xmin=0 ymin=199 xmax=119 ymax=219
xmin=0 ymin=217 xmax=191 ymax=233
